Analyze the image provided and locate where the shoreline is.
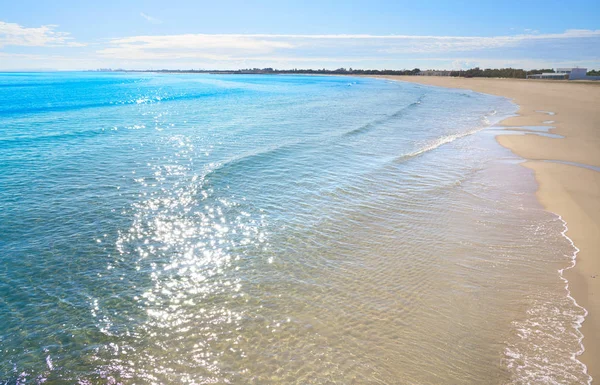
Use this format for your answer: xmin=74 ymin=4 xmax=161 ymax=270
xmin=368 ymin=75 xmax=600 ymax=380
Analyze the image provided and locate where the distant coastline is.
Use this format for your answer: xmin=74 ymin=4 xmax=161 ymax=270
xmin=91 ymin=67 xmax=600 ymax=79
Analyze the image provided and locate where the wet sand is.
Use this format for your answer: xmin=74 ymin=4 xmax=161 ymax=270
xmin=370 ymin=76 xmax=600 ymax=380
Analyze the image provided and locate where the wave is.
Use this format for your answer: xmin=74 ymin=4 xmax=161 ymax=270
xmin=202 ymin=93 xmax=497 ymax=189
xmin=393 ymin=128 xmax=480 ymax=164
xmin=0 ymin=77 xmax=140 ymax=89
xmin=201 ymin=140 xmax=306 ymax=185
xmin=342 ymin=94 xmax=426 ymax=137
xmin=202 ymin=94 xmax=428 ymax=186
xmin=200 ymin=93 xmax=426 ymax=186
xmin=0 ymin=89 xmax=243 ymax=117
xmin=387 ymin=104 xmax=510 ymax=164
xmin=0 ymin=127 xmax=111 ymax=147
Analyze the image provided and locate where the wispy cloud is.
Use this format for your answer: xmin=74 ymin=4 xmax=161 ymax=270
xmin=95 ymin=30 xmax=600 ymax=65
xmin=97 ymin=34 xmax=296 ymax=60
xmin=0 ymin=21 xmax=84 ymax=48
xmin=140 ymin=12 xmax=162 ymax=25
xmin=1 ymin=24 xmax=598 ymax=70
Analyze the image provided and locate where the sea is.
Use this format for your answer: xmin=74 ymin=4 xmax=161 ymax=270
xmin=0 ymin=72 xmax=591 ymax=384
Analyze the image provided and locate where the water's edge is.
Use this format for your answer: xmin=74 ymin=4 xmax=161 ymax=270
xmin=369 ymin=75 xmax=591 ymax=382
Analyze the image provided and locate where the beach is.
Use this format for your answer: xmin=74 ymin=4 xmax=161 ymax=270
xmin=1 ymin=72 xmax=594 ymax=383
xmin=373 ymin=75 xmax=600 ymax=379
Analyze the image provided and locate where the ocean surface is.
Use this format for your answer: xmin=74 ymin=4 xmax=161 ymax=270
xmin=0 ymin=72 xmax=590 ymax=384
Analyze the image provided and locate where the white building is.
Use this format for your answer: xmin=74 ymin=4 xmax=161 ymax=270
xmin=526 ymin=72 xmax=568 ymax=80
xmin=527 ymin=67 xmax=599 ymax=80
xmin=556 ymin=68 xmax=589 ymax=79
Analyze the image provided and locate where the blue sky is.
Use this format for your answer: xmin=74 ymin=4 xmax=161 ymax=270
xmin=1 ymin=0 xmax=599 ymax=70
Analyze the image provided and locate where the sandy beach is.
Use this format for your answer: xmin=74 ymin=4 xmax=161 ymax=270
xmin=371 ymin=75 xmax=600 ymax=379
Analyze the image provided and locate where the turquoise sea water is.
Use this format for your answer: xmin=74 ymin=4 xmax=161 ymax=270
xmin=0 ymin=73 xmax=590 ymax=384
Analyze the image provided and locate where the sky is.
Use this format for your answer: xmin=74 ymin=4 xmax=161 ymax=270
xmin=1 ymin=0 xmax=599 ymax=71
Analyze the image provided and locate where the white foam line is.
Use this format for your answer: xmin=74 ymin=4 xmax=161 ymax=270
xmin=403 ymin=128 xmax=480 ymax=158
xmin=556 ymin=214 xmax=592 ymax=385
xmin=402 ymin=108 xmax=515 ymax=160
xmin=493 ymin=100 xmax=590 ymax=382
xmin=536 ymin=110 xmax=556 ymax=116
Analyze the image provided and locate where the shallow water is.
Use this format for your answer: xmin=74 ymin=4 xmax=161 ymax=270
xmin=0 ymin=73 xmax=589 ymax=384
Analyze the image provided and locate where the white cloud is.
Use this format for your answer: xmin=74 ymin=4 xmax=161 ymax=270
xmin=140 ymin=12 xmax=162 ymax=24
xmin=95 ymin=30 xmax=600 ymax=63
xmin=0 ymin=51 xmax=106 ymax=70
xmin=0 ymin=21 xmax=84 ymax=48
xmin=379 ymin=29 xmax=600 ymax=53
xmin=427 ymin=57 xmax=598 ymax=71
xmin=1 ymin=26 xmax=598 ymax=70
xmin=97 ymin=34 xmax=296 ymax=60
xmin=2 ymin=50 xmax=598 ymax=72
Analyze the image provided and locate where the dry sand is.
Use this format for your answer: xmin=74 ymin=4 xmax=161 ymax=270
xmin=371 ymin=76 xmax=600 ymax=379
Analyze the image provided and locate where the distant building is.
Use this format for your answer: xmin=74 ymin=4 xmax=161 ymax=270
xmin=556 ymin=68 xmax=589 ymax=79
xmin=527 ymin=68 xmax=599 ymax=80
xmin=526 ymin=72 xmax=568 ymax=80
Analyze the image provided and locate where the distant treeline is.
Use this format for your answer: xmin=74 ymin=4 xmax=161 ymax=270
xmin=460 ymin=67 xmax=542 ymax=78
xmin=141 ymin=67 xmax=423 ymax=75
xmin=119 ymin=67 xmax=600 ymax=79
